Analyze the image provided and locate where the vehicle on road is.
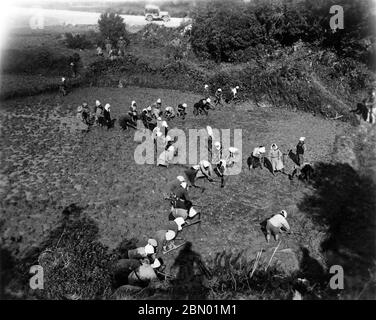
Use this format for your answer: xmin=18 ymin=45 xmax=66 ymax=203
xmin=145 ymin=4 xmax=170 ymax=22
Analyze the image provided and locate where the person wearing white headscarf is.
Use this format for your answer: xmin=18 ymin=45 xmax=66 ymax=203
xmin=296 ymin=137 xmax=306 ymax=166
xmin=265 ymin=210 xmax=290 ymax=243
xmin=94 ymin=100 xmax=104 ymax=126
xmin=177 ymin=103 xmax=187 ymax=119
xmin=169 ymin=177 xmax=199 ymax=221
xmin=203 ymin=84 xmax=210 ymax=99
xmin=184 ymin=160 xmax=214 ymax=189
xmin=269 ymin=143 xmax=284 ymax=174
xmin=157 ymin=136 xmax=176 ymax=167
xmin=250 ymin=146 xmax=266 ymax=169
xmin=104 ymin=103 xmax=112 ymax=129
xmin=127 ymin=260 xmax=158 ymax=287
xmin=127 ymin=244 xmax=155 ymax=260
xmin=164 ymin=106 xmax=175 ymax=120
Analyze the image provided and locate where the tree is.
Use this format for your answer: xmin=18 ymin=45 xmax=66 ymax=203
xmin=98 ymin=12 xmax=129 ymax=47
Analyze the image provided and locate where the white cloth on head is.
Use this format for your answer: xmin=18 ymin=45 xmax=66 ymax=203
xmin=104 ymin=104 xmax=111 ymax=111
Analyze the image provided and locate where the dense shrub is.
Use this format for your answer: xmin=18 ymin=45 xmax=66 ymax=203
xmin=1 ymin=48 xmax=71 ymax=76
xmin=98 ymin=12 xmax=129 ymax=47
xmin=64 ymin=32 xmax=93 ymax=50
xmin=190 ymin=0 xmax=376 ymax=66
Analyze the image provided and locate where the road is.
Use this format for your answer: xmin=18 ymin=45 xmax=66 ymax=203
xmin=7 ymin=6 xmax=191 ymax=32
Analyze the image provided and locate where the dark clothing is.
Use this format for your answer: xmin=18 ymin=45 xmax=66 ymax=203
xmin=208 ymin=136 xmax=213 ymax=162
xmin=296 ymin=142 xmax=305 ymax=166
xmin=177 ymin=104 xmax=187 ymax=119
xmin=214 ymin=91 xmax=222 ymax=105
xmin=104 ymin=109 xmax=112 ymax=128
xmin=193 ymin=100 xmax=208 ymax=116
xmin=171 ymin=185 xmax=191 ymax=210
xmin=184 ymin=167 xmax=198 ymax=186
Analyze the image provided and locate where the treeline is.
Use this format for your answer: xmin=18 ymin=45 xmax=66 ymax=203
xmin=190 ymin=0 xmax=376 ymax=67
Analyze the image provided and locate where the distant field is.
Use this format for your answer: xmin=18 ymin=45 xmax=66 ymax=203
xmin=0 ymin=86 xmax=349 ymax=274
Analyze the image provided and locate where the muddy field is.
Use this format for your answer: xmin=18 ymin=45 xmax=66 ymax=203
xmin=0 ymin=86 xmax=350 ymax=274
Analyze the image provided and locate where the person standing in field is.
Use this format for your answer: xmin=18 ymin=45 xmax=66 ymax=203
xmin=117 ymin=36 xmax=126 ymax=57
xmin=103 ymin=103 xmax=112 ymax=129
xmin=269 ymin=143 xmax=284 ymax=175
xmin=214 ymin=88 xmax=223 ymax=107
xmin=105 ymin=37 xmax=112 ymax=56
xmin=203 ymin=84 xmax=210 ymax=99
xmin=296 ymin=137 xmax=306 ymax=166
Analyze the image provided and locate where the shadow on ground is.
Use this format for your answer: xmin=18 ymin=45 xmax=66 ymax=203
xmin=298 ymin=162 xmax=376 ymax=298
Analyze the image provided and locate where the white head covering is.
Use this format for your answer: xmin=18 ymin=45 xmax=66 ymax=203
xmin=299 ymin=137 xmax=306 ymax=142
xmin=259 ymin=146 xmax=266 ymax=153
xmin=148 ymin=239 xmax=157 ymax=247
xmin=131 ymin=100 xmax=136 ymax=106
xmin=151 ymin=258 xmax=161 ymax=269
xmin=204 ymin=84 xmax=209 ymax=89
xmin=157 ymin=117 xmax=162 ymax=121
xmin=147 ymin=106 xmax=152 ymax=111
xmin=180 ymin=181 xmax=187 ymax=189
xmin=165 ymin=135 xmax=172 ymax=142
xmin=271 ymin=143 xmax=278 ymax=149
xmin=157 ymin=98 xmax=161 ymax=104
xmin=182 ymin=103 xmax=187 ymax=108
xmin=236 ymin=86 xmax=239 ymax=89
xmin=62 ymin=77 xmax=65 ymax=81
xmin=144 ymin=244 xmax=155 ymax=254
xmin=206 ymin=98 xmax=211 ymax=103
xmin=201 ymin=160 xmax=210 ymax=168
xmin=95 ymin=100 xmax=101 ymax=106
xmin=162 ymin=121 xmax=168 ymax=128
xmin=174 ymin=217 xmax=185 ymax=231
xmin=218 ymin=88 xmax=222 ymax=92
xmin=104 ymin=103 xmax=111 ymax=111
xmin=177 ymin=176 xmax=185 ymax=182
xmin=214 ymin=141 xmax=221 ymax=150
xmin=206 ymin=125 xmax=213 ymax=136
xmin=77 ymin=105 xmax=83 ymax=113
xmin=165 ymin=230 xmax=176 ymax=241
xmin=280 ymin=210 xmax=287 ymax=218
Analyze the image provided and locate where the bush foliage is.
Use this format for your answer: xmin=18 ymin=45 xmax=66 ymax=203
xmin=190 ymin=0 xmax=376 ymax=65
xmin=98 ymin=12 xmax=129 ymax=47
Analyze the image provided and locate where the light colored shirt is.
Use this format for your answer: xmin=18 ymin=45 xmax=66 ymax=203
xmin=268 ymin=214 xmax=290 ymax=231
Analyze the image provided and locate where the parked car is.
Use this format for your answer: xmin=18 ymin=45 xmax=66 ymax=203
xmin=145 ymin=4 xmax=170 ymax=22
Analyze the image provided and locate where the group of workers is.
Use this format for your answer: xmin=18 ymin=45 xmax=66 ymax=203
xmin=76 ymin=100 xmax=114 ymax=130
xmin=248 ymin=136 xmax=312 ymax=181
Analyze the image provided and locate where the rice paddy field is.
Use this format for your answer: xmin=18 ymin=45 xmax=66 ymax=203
xmin=0 ymin=86 xmax=350 ymax=277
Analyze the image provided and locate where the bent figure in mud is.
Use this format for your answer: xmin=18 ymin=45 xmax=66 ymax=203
xmin=184 ymin=160 xmax=214 ymax=190
xmin=248 ymin=146 xmax=266 ymax=170
xmin=193 ymin=98 xmax=214 ymax=116
xmin=168 ymin=176 xmax=200 ymax=222
xmin=177 ymin=103 xmax=187 ymax=120
xmin=262 ymin=210 xmax=290 ymax=243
